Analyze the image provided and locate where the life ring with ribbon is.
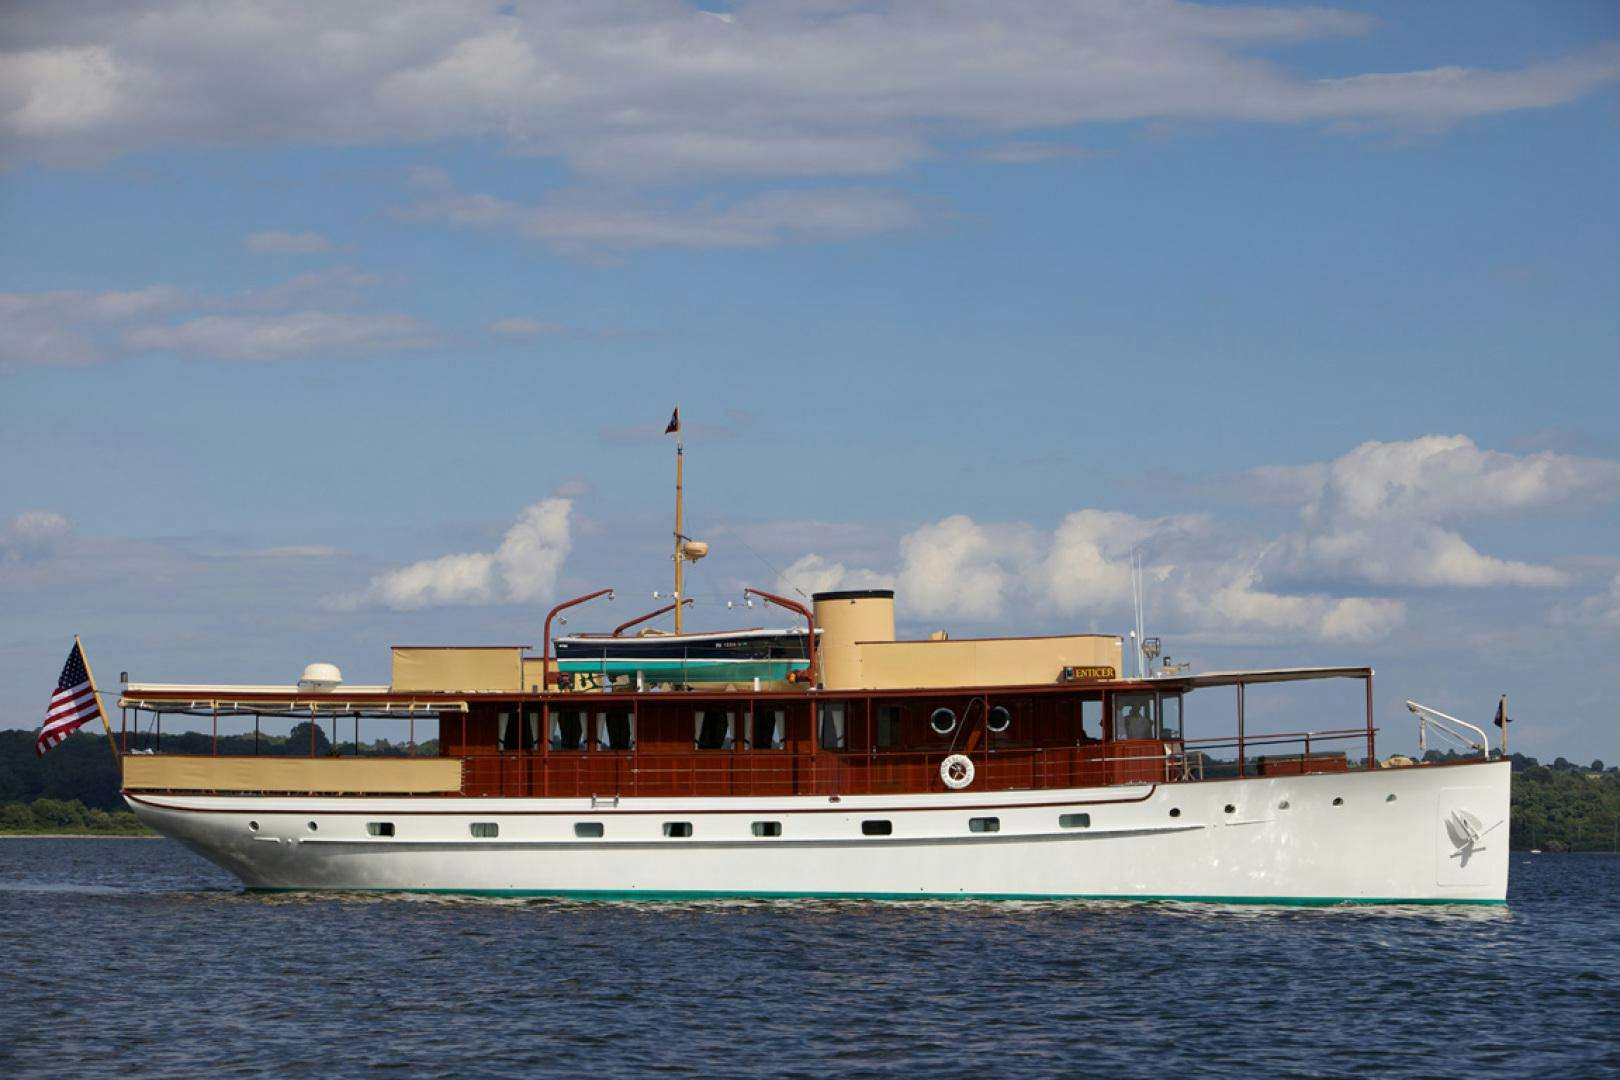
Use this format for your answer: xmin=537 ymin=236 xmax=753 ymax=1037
xmin=940 ymin=754 xmax=975 ymax=790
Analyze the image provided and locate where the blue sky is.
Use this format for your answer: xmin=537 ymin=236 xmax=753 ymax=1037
xmin=3 ymin=2 xmax=1618 ymax=760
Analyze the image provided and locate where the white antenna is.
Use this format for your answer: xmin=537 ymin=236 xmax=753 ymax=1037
xmin=1130 ymin=547 xmax=1147 ymax=679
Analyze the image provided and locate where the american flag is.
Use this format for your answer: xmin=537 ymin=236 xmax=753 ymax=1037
xmin=39 ymin=641 xmax=101 ymax=757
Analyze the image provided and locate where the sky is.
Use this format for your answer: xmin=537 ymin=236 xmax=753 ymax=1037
xmin=2 ymin=1 xmax=1618 ymax=762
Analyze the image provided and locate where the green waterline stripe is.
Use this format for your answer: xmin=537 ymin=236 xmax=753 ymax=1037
xmin=244 ymin=886 xmax=1505 ymax=907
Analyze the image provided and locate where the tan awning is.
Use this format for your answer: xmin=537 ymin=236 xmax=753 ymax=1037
xmin=1180 ymin=666 xmax=1372 ymax=688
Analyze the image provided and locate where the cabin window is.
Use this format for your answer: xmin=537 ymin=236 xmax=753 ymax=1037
xmin=663 ymin=822 xmax=693 ymax=838
xmin=861 ymin=820 xmax=892 ymax=836
xmin=575 ymin=822 xmax=604 ymax=838
xmin=747 ymin=707 xmax=786 ymax=750
xmin=876 ymin=705 xmax=902 ymax=750
xmin=986 ymin=705 xmax=1012 ymax=734
xmin=470 ymin=822 xmax=499 ymax=838
xmin=366 ymin=822 xmax=394 ymax=837
xmin=597 ymin=709 xmax=636 ymax=751
xmin=929 ymin=707 xmax=957 ymax=736
xmin=695 ymin=709 xmax=735 ymax=750
xmin=1059 ymin=813 xmax=1091 ymax=829
xmin=969 ymin=816 xmax=1000 ymax=833
xmin=1113 ymin=693 xmax=1159 ymax=740
xmin=551 ymin=710 xmax=586 ymax=751
xmin=752 ymin=821 xmax=782 ymax=837
xmin=819 ymin=701 xmax=847 ymax=750
xmin=1159 ymin=694 xmax=1183 ymax=741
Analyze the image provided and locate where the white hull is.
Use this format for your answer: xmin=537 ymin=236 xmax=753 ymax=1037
xmin=127 ymin=759 xmax=1510 ymax=904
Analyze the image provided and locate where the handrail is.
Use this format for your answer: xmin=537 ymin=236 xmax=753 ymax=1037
xmin=743 ymin=587 xmax=817 ymax=686
xmin=542 ymin=587 xmax=615 ymax=686
xmin=612 ymin=598 xmax=692 ymax=637
xmin=1405 ymin=700 xmax=1490 ymax=759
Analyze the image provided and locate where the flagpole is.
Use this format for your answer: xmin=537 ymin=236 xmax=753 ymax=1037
xmin=76 ymin=635 xmax=122 ymax=762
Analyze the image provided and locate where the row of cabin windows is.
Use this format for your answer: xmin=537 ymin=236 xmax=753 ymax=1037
xmin=366 ymin=814 xmax=1091 ymax=840
xmin=485 ymin=692 xmax=1183 ymax=753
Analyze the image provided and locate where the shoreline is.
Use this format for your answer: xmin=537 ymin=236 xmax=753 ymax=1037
xmin=0 ymin=832 xmax=161 ymax=839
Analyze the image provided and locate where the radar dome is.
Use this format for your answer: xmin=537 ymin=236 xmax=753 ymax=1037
xmin=298 ymin=662 xmax=342 ymax=691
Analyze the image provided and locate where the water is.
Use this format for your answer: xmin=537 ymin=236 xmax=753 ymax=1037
xmin=1 ymin=840 xmax=1616 ymax=1078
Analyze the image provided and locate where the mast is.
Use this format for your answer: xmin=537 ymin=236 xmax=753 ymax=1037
xmin=674 ymin=425 xmax=685 ymax=634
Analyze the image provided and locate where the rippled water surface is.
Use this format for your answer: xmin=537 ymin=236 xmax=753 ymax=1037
xmin=2 ymin=840 xmax=1616 ymax=1078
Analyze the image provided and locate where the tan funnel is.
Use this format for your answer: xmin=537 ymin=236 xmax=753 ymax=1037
xmin=813 ymin=589 xmax=895 ymax=690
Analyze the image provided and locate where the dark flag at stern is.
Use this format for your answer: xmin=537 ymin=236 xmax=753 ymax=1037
xmin=38 ymin=640 xmax=103 ymax=756
xmin=665 ymin=408 xmax=680 ymax=435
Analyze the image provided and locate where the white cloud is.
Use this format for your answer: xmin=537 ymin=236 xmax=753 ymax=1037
xmin=0 ymin=273 xmax=411 ymax=370
xmin=787 ymin=504 xmax=1406 ymax=645
xmin=331 ymin=497 xmax=573 ymax=611
xmin=0 ymin=286 xmax=185 ymax=369
xmin=488 ymin=317 xmax=564 ymax=338
xmin=971 ymin=142 xmax=1105 ymax=165
xmin=125 ymin=311 xmax=435 ymax=361
xmin=1253 ymin=435 xmax=1619 ymax=589
xmin=245 ymin=230 xmax=333 ymax=254
xmin=777 ymin=554 xmax=894 ymax=600
xmin=1 ymin=510 xmax=71 ymax=561
xmin=8 ymin=5 xmax=1608 ymax=209
xmin=409 ymin=186 xmax=920 ymax=252
xmin=1552 ymin=570 xmax=1620 ymax=630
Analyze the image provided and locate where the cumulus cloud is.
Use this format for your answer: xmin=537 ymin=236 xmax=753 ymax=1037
xmin=1 ymin=510 xmax=71 ymax=561
xmin=245 ymin=230 xmax=333 ymax=254
xmin=125 ymin=311 xmax=436 ymax=361
xmin=786 ymin=505 xmax=1403 ymax=645
xmin=769 ymin=434 xmax=1620 ymax=645
xmin=775 ymin=554 xmax=894 ymax=600
xmin=330 ymin=498 xmax=573 ymax=611
xmin=1255 ymin=435 xmax=1620 ymax=589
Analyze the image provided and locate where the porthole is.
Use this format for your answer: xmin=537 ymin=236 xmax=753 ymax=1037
xmin=862 ymin=820 xmax=893 ymax=836
xmin=1223 ymin=804 xmax=1235 ymax=815
xmin=1278 ymin=800 xmax=1290 ymax=811
xmin=663 ymin=822 xmax=693 ymax=838
xmin=752 ymin=821 xmax=782 ymax=837
xmin=1059 ymin=813 xmax=1091 ymax=829
xmin=930 ymin=708 xmax=958 ymax=736
xmin=986 ymin=705 xmax=1012 ymax=734
xmin=307 ymin=820 xmax=318 ymax=833
xmin=969 ymin=817 xmax=1000 ymax=833
xmin=575 ymin=822 xmax=604 ymax=838
xmin=366 ymin=822 xmax=395 ymax=837
xmin=1332 ymin=797 xmax=1344 ymax=807
xmin=247 ymin=820 xmax=259 ymax=832
xmin=1386 ymin=794 xmax=1397 ymax=802
xmin=1169 ymin=808 xmax=1181 ymax=818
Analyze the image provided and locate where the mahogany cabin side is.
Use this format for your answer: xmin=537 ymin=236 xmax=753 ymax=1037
xmin=442 ymin=682 xmax=1189 ymax=798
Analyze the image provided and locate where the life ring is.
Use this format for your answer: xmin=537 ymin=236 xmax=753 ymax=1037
xmin=941 ymin=754 xmax=975 ymax=790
